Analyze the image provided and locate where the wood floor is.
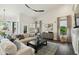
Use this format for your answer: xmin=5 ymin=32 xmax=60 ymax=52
xmin=55 ymin=42 xmax=76 ymax=55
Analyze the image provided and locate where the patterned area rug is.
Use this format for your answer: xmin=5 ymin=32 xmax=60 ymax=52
xmin=36 ymin=42 xmax=58 ymax=55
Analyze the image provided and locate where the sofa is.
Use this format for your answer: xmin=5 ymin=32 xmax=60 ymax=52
xmin=0 ymin=39 xmax=17 ymax=55
xmin=0 ymin=46 xmax=5 ymax=55
xmin=14 ymin=40 xmax=35 ymax=55
xmin=16 ymin=33 xmax=36 ymax=45
xmin=0 ymin=39 xmax=35 ymax=55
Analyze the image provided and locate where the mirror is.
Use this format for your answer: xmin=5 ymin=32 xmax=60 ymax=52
xmin=74 ymin=4 xmax=79 ymax=28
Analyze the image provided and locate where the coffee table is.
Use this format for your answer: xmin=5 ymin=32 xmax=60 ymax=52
xmin=27 ymin=39 xmax=47 ymax=53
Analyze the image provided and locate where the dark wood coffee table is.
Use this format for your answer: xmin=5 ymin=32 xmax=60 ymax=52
xmin=27 ymin=39 xmax=47 ymax=53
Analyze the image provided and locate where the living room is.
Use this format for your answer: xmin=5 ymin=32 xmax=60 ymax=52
xmin=0 ymin=4 xmax=79 ymax=55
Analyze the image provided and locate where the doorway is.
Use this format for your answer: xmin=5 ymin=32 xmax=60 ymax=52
xmin=57 ymin=15 xmax=72 ymax=43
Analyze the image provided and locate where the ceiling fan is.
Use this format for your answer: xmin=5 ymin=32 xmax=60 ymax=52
xmin=25 ymin=4 xmax=44 ymax=12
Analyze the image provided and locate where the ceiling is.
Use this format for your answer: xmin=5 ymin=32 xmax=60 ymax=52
xmin=0 ymin=4 xmax=73 ymax=18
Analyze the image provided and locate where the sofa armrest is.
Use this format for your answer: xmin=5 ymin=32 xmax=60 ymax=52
xmin=20 ymin=37 xmax=36 ymax=44
xmin=20 ymin=38 xmax=32 ymax=44
xmin=0 ymin=40 xmax=17 ymax=55
xmin=16 ymin=46 xmax=35 ymax=55
xmin=0 ymin=47 xmax=5 ymax=55
xmin=14 ymin=40 xmax=35 ymax=55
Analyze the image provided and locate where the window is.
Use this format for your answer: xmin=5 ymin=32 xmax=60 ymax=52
xmin=60 ymin=20 xmax=67 ymax=35
xmin=0 ymin=21 xmax=18 ymax=35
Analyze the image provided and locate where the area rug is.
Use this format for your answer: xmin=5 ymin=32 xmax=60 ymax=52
xmin=35 ymin=42 xmax=58 ymax=55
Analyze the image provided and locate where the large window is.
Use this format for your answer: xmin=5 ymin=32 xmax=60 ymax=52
xmin=0 ymin=21 xmax=18 ymax=36
xmin=60 ymin=20 xmax=67 ymax=35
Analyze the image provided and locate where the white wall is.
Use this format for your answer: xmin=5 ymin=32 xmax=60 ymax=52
xmin=0 ymin=12 xmax=20 ymax=35
xmin=37 ymin=5 xmax=74 ymax=40
xmin=0 ymin=4 xmax=34 ymax=34
xmin=19 ymin=13 xmax=34 ymax=34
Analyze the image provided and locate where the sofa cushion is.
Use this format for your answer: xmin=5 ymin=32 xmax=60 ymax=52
xmin=0 ymin=40 xmax=17 ymax=55
xmin=16 ymin=35 xmax=25 ymax=40
xmin=16 ymin=46 xmax=35 ymax=55
xmin=0 ymin=47 xmax=5 ymax=55
xmin=23 ymin=33 xmax=29 ymax=38
xmin=20 ymin=37 xmax=36 ymax=45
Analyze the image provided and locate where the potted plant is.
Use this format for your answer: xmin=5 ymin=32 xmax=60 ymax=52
xmin=60 ymin=26 xmax=67 ymax=42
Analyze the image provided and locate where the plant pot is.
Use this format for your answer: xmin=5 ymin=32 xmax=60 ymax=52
xmin=60 ymin=35 xmax=67 ymax=42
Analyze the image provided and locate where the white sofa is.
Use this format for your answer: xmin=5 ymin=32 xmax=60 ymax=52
xmin=17 ymin=33 xmax=36 ymax=45
xmin=0 ymin=39 xmax=35 ymax=55
xmin=0 ymin=39 xmax=17 ymax=55
xmin=14 ymin=40 xmax=35 ymax=55
xmin=0 ymin=46 xmax=5 ymax=55
xmin=20 ymin=37 xmax=36 ymax=45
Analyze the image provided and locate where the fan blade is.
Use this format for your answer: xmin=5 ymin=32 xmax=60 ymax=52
xmin=34 ymin=10 xmax=44 ymax=12
xmin=25 ymin=4 xmax=30 ymax=8
xmin=25 ymin=4 xmax=44 ymax=12
xmin=25 ymin=4 xmax=36 ymax=11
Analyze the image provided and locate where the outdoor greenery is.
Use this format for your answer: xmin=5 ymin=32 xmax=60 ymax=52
xmin=60 ymin=26 xmax=67 ymax=35
xmin=0 ymin=31 xmax=6 ymax=36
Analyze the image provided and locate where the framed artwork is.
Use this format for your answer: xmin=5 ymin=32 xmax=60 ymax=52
xmin=44 ymin=23 xmax=53 ymax=32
